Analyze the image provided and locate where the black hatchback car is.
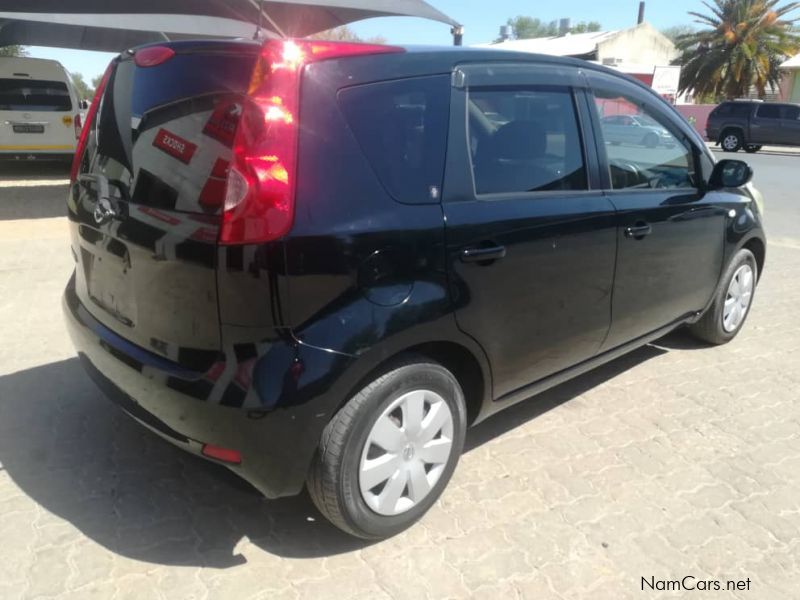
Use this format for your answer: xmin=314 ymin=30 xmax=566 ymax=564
xmin=64 ymin=39 xmax=767 ymax=539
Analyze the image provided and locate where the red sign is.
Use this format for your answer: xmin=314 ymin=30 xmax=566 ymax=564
xmin=152 ymin=128 xmax=197 ymax=164
xmin=203 ymin=103 xmax=241 ymax=148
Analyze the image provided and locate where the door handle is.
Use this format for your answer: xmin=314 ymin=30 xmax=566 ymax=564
xmin=624 ymin=223 xmax=652 ymax=240
xmin=460 ymin=245 xmax=507 ymax=264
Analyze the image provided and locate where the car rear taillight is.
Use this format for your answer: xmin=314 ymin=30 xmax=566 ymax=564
xmin=70 ymin=63 xmax=113 ymax=182
xmin=73 ymin=113 xmax=82 ymax=139
xmin=219 ymin=39 xmax=404 ymax=245
xmin=201 ymin=443 xmax=242 ymax=464
xmin=134 ymin=45 xmax=176 ymax=68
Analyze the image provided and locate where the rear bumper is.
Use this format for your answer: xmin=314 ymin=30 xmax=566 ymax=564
xmin=0 ymin=151 xmax=73 ymax=161
xmin=62 ymin=274 xmax=348 ymax=499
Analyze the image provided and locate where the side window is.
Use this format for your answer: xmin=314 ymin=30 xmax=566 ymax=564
xmin=593 ymin=90 xmax=697 ymax=191
xmin=467 ymin=87 xmax=587 ymax=195
xmin=756 ymin=104 xmax=782 ymax=119
xmin=338 ymin=75 xmax=450 ymax=204
xmin=731 ymin=103 xmax=753 ymax=117
xmin=783 ymin=105 xmax=800 ymax=120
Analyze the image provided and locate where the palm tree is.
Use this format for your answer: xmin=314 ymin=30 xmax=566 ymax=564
xmin=675 ymin=0 xmax=800 ymax=100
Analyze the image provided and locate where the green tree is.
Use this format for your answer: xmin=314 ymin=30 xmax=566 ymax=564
xmin=661 ymin=25 xmax=697 ymax=42
xmin=498 ymin=16 xmax=601 ymax=41
xmin=570 ymin=21 xmax=603 ymax=34
xmin=0 ymin=45 xmax=27 ymax=57
xmin=90 ymin=74 xmax=104 ymax=93
xmin=311 ymin=25 xmax=386 ymax=45
xmin=70 ymin=72 xmax=94 ymax=101
xmin=675 ymin=0 xmax=800 ymax=100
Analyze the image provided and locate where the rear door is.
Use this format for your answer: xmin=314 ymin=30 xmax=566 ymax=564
xmin=780 ymin=104 xmax=800 ymax=145
xmin=68 ymin=41 xmax=258 ymax=371
xmin=0 ymin=76 xmax=76 ymax=154
xmin=443 ymin=63 xmax=617 ymax=399
xmin=587 ymin=71 xmax=726 ymax=351
xmin=750 ymin=103 xmax=783 ymax=145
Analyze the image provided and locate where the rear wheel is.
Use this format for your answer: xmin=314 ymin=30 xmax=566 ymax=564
xmin=688 ymin=248 xmax=758 ymax=345
xmin=643 ymin=132 xmax=659 ymax=148
xmin=307 ymin=359 xmax=466 ymax=539
xmin=721 ymin=130 xmax=743 ymax=152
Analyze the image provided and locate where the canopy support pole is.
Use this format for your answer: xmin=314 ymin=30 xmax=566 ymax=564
xmin=451 ymin=25 xmax=463 ymax=46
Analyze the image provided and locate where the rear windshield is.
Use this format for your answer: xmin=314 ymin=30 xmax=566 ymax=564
xmin=0 ymin=78 xmax=72 ymax=112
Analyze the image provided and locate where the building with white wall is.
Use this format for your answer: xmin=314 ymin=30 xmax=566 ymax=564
xmin=479 ymin=22 xmax=677 ymax=69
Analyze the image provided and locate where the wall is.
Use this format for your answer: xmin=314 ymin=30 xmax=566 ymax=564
xmin=675 ymin=104 xmax=716 ymax=138
xmin=792 ymin=73 xmax=800 ymax=103
xmin=596 ymin=22 xmax=678 ymax=67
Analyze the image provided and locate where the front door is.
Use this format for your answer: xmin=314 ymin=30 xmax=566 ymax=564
xmin=442 ymin=64 xmax=617 ymax=400
xmin=587 ymin=71 xmax=726 ymax=351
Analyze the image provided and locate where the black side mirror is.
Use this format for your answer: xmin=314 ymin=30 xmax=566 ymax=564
xmin=709 ymin=159 xmax=753 ymax=189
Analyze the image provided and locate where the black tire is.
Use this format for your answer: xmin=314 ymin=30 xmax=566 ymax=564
xmin=307 ymin=358 xmax=467 ymax=539
xmin=744 ymin=145 xmax=762 ymax=154
xmin=720 ymin=129 xmax=743 ymax=153
xmin=688 ymin=249 xmax=758 ymax=345
xmin=643 ymin=132 xmax=659 ymax=149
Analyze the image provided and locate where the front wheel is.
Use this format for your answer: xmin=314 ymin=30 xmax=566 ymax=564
xmin=307 ymin=359 xmax=467 ymax=539
xmin=688 ymin=249 xmax=758 ymax=345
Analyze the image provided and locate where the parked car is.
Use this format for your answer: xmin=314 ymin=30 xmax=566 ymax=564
xmin=63 ymin=39 xmax=767 ymax=539
xmin=707 ymin=99 xmax=800 ymax=153
xmin=600 ymin=114 xmax=675 ymax=147
xmin=0 ymin=56 xmax=82 ymax=161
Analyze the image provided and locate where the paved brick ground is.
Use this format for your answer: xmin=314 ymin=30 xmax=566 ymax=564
xmin=0 ymin=173 xmax=798 ymax=599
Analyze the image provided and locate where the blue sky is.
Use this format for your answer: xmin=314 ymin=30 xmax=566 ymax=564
xmin=27 ymin=0 xmax=705 ymax=81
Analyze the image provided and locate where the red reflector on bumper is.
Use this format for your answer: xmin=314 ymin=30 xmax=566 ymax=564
xmin=201 ymin=444 xmax=242 ymax=464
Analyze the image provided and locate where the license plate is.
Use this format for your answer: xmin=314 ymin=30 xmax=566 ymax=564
xmin=13 ymin=124 xmax=44 ymax=134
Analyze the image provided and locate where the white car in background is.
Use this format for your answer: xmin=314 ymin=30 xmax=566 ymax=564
xmin=0 ymin=56 xmax=83 ymax=162
xmin=600 ymin=113 xmax=675 ymax=148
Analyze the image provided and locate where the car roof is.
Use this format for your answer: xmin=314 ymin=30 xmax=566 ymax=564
xmin=0 ymin=56 xmax=70 ymax=80
xmin=331 ymin=45 xmax=661 ymax=95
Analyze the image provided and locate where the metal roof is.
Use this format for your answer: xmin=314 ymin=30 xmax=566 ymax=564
xmin=0 ymin=0 xmax=459 ymax=52
xmin=477 ymin=31 xmax=619 ymax=58
xmin=780 ymin=54 xmax=800 ymax=69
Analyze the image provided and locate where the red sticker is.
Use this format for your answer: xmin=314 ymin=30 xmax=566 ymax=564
xmin=153 ymin=128 xmax=197 ymax=164
xmin=203 ymin=103 xmax=241 ymax=148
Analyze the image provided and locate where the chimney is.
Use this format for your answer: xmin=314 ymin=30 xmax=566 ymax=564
xmin=498 ymin=25 xmax=512 ymax=42
xmin=638 ymin=2 xmax=646 ymax=24
xmin=559 ymin=18 xmax=571 ymax=36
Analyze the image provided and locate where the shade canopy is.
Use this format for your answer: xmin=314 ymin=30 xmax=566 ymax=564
xmin=0 ymin=0 xmax=459 ymax=52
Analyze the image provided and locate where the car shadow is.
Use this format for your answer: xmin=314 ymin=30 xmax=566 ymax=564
xmin=0 ymin=343 xmax=667 ymax=566
xmin=464 ymin=343 xmax=666 ymax=451
xmin=0 ymin=162 xmax=70 ymax=221
xmin=648 ymin=330 xmax=711 ymax=351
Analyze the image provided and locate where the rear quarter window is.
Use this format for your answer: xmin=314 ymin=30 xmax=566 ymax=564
xmin=0 ymin=78 xmax=71 ymax=111
xmin=338 ymin=75 xmax=450 ymax=204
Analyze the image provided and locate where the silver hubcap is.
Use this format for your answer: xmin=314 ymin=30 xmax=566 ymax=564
xmin=723 ymin=264 xmax=754 ymax=332
xmin=723 ymin=135 xmax=739 ymax=150
xmin=359 ymin=390 xmax=454 ymax=516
